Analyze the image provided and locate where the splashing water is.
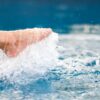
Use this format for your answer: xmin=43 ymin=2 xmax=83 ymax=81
xmin=0 ymin=32 xmax=61 ymax=84
xmin=0 ymin=32 xmax=100 ymax=100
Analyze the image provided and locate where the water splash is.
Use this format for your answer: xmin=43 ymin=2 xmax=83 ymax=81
xmin=0 ymin=32 xmax=60 ymax=85
xmin=0 ymin=32 xmax=100 ymax=100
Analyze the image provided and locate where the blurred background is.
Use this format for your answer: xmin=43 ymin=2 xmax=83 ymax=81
xmin=0 ymin=0 xmax=100 ymax=34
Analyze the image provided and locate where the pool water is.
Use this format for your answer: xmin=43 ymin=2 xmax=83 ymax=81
xmin=0 ymin=34 xmax=100 ymax=100
xmin=0 ymin=0 xmax=99 ymax=33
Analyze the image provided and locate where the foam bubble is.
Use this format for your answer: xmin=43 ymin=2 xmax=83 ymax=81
xmin=0 ymin=32 xmax=60 ymax=84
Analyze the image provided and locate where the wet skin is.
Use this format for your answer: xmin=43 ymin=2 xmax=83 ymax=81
xmin=0 ymin=28 xmax=52 ymax=57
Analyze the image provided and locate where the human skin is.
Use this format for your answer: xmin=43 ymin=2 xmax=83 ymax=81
xmin=0 ymin=28 xmax=52 ymax=57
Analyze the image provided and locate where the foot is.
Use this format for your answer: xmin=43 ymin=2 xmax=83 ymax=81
xmin=3 ymin=28 xmax=52 ymax=57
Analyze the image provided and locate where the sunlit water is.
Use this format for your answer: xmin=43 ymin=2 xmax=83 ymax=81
xmin=0 ymin=32 xmax=100 ymax=100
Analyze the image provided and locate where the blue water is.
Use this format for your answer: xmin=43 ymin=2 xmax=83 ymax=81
xmin=0 ymin=0 xmax=100 ymax=99
xmin=0 ymin=0 xmax=100 ymax=33
xmin=0 ymin=34 xmax=100 ymax=100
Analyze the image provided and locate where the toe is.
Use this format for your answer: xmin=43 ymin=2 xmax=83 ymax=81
xmin=44 ymin=28 xmax=52 ymax=36
xmin=39 ymin=28 xmax=52 ymax=39
xmin=33 ymin=28 xmax=52 ymax=42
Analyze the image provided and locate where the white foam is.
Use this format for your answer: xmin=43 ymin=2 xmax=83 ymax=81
xmin=0 ymin=32 xmax=59 ymax=84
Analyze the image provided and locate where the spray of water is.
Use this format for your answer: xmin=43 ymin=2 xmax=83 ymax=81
xmin=0 ymin=32 xmax=60 ymax=84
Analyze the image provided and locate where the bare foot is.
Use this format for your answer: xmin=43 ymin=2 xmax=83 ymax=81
xmin=3 ymin=28 xmax=52 ymax=57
